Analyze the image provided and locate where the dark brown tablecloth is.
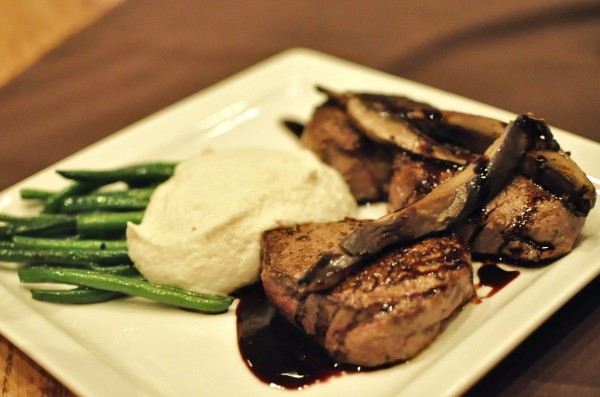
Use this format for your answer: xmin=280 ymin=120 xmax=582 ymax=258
xmin=0 ymin=1 xmax=598 ymax=396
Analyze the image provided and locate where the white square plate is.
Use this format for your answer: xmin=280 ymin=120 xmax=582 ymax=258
xmin=0 ymin=48 xmax=598 ymax=396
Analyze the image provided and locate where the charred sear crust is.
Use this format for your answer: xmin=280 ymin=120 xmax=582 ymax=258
xmin=260 ymin=220 xmax=473 ymax=367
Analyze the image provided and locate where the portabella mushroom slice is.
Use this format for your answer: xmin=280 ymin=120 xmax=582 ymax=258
xmin=346 ymin=95 xmax=469 ymax=165
xmin=299 ymin=114 xmax=533 ymax=293
xmin=317 ymin=86 xmax=594 ymax=215
xmin=418 ymin=111 xmax=506 ymax=154
xmin=436 ymin=113 xmax=595 ymax=215
xmin=520 ymin=149 xmax=596 ymax=216
xmin=510 ymin=114 xmax=595 ymax=216
xmin=316 ymin=86 xmax=469 ymax=164
xmin=317 ymin=86 xmax=506 ymax=161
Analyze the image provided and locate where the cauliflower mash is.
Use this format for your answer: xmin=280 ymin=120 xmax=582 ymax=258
xmin=126 ymin=147 xmax=357 ymax=296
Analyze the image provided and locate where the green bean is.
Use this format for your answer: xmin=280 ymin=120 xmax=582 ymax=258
xmin=0 ymin=246 xmax=131 ymax=266
xmin=0 ymin=214 xmax=76 ymax=237
xmin=7 ymin=162 xmax=237 ymax=312
xmin=0 ymin=211 xmax=143 ymax=238
xmin=61 ymin=188 xmax=153 ymax=213
xmin=12 ymin=236 xmax=127 ymax=251
xmin=0 ymin=214 xmax=72 ymax=223
xmin=18 ymin=267 xmax=233 ymax=313
xmin=29 ymin=263 xmax=139 ymax=275
xmin=57 ymin=163 xmax=177 ymax=186
xmin=76 ymin=211 xmax=143 ymax=235
xmin=26 ymin=265 xmax=141 ymax=303
xmin=30 ymin=287 xmax=125 ymax=304
xmin=43 ymin=181 xmax=102 ymax=213
xmin=84 ymin=263 xmax=139 ymax=274
xmin=20 ymin=188 xmax=54 ymax=200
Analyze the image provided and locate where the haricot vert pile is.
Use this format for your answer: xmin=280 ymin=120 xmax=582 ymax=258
xmin=0 ymin=162 xmax=233 ymax=313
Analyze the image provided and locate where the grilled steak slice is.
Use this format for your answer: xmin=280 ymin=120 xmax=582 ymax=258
xmin=260 ymin=219 xmax=473 ymax=367
xmin=388 ymin=153 xmax=458 ymax=210
xmin=298 ymin=116 xmax=529 ymax=292
xmin=388 ymin=155 xmax=586 ymax=262
xmin=300 ymin=103 xmax=395 ymax=202
xmin=458 ymin=175 xmax=586 ymax=262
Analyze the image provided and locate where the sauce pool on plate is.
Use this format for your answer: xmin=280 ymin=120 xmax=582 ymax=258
xmin=236 ymin=263 xmax=522 ymax=389
xmin=474 ymin=263 xmax=520 ymax=302
xmin=236 ymin=288 xmax=360 ymax=390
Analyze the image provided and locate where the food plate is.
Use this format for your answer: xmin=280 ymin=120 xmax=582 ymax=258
xmin=0 ymin=48 xmax=599 ymax=396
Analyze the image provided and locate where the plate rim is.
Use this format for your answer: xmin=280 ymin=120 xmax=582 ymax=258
xmin=0 ymin=47 xmax=598 ymax=397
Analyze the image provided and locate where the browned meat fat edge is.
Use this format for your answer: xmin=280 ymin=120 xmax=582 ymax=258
xmin=260 ymin=220 xmax=474 ymax=367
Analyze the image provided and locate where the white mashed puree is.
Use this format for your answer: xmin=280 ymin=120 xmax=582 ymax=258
xmin=126 ymin=147 xmax=357 ymax=296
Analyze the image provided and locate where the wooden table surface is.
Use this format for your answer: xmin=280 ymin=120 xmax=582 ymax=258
xmin=0 ymin=1 xmax=599 ymax=396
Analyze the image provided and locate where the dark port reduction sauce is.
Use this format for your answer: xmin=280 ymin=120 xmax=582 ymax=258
xmin=236 ymin=288 xmax=360 ymax=390
xmin=236 ymin=264 xmax=520 ymax=389
xmin=474 ymin=262 xmax=520 ymax=303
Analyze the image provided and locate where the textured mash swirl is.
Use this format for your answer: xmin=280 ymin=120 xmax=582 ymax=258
xmin=126 ymin=147 xmax=357 ymax=296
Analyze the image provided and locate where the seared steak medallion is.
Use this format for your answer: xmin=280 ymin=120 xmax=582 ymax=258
xmin=458 ymin=175 xmax=586 ymax=262
xmin=301 ymin=88 xmax=595 ymax=265
xmin=260 ymin=219 xmax=473 ymax=367
xmin=301 ymin=103 xmax=395 ymax=203
xmin=388 ymin=157 xmax=585 ymax=263
xmin=262 ymin=87 xmax=596 ymax=368
xmin=388 ymin=153 xmax=458 ymax=211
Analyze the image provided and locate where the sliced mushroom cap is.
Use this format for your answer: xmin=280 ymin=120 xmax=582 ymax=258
xmin=520 ymin=149 xmax=596 ymax=216
xmin=316 ymin=85 xmax=438 ymax=113
xmin=442 ymin=111 xmax=506 ymax=140
xmin=425 ymin=111 xmax=507 ymax=154
xmin=346 ymin=96 xmax=470 ymax=164
xmin=517 ymin=113 xmax=561 ymax=152
xmin=511 ymin=113 xmax=594 ymax=215
xmin=316 ymin=86 xmax=470 ymax=164
xmin=342 ymin=115 xmax=533 ymax=256
xmin=315 ymin=86 xmax=593 ymax=216
xmin=299 ymin=114 xmax=533 ymax=292
xmin=317 ymin=87 xmax=512 ymax=162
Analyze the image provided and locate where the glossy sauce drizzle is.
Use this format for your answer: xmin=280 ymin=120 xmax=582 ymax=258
xmin=237 ymin=265 xmax=520 ymax=388
xmin=236 ymin=288 xmax=360 ymax=390
xmin=474 ymin=262 xmax=520 ymax=303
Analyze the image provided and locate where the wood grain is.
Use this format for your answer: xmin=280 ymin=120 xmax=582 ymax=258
xmin=0 ymin=3 xmax=122 ymax=395
xmin=0 ymin=0 xmax=123 ymax=87
xmin=0 ymin=335 xmax=73 ymax=397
